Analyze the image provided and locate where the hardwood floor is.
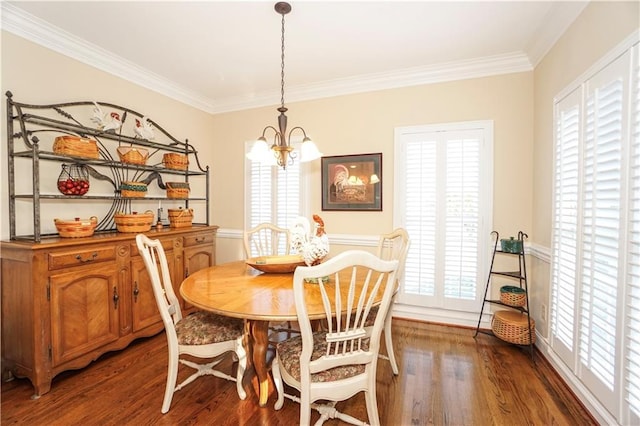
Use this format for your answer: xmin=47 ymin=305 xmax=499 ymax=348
xmin=1 ymin=319 xmax=596 ymax=425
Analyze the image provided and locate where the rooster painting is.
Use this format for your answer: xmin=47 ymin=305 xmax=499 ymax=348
xmin=134 ymin=117 xmax=155 ymax=140
xmin=91 ymin=101 xmax=122 ymax=132
xmin=290 ymin=214 xmax=330 ymax=266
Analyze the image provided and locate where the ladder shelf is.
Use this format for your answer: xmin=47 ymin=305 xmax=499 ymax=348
xmin=474 ymin=230 xmax=534 ymax=361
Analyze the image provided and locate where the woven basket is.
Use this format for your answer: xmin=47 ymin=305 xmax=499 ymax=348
xmin=166 ymin=182 xmax=190 ymax=199
xmin=162 ymin=153 xmax=189 ymax=171
xmin=54 ymin=216 xmax=98 ymax=238
xmin=53 ymin=136 xmax=99 ymax=159
xmin=500 ymin=285 xmax=526 ymax=307
xmin=120 ymin=181 xmax=147 ymax=198
xmin=492 ymin=310 xmax=536 ymax=345
xmin=168 ymin=208 xmax=193 ymax=228
xmin=117 ymin=146 xmax=149 ymax=165
xmin=114 ymin=211 xmax=154 ymax=233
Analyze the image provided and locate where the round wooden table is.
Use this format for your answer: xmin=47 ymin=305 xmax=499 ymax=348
xmin=180 ymin=260 xmax=325 ymax=407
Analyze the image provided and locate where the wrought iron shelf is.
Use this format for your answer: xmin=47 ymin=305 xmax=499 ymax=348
xmin=12 ymin=150 xmax=207 ymax=176
xmin=474 ymin=230 xmax=534 ymax=362
xmin=5 ymin=91 xmax=211 ymax=242
xmin=483 ymin=299 xmax=529 ymax=313
xmin=491 ymin=270 xmax=525 ymax=280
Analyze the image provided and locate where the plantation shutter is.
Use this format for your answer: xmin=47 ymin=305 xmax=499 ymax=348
xmin=551 ymin=41 xmax=639 ymax=422
xmin=625 ymin=44 xmax=640 ymax=425
xmin=550 ymin=87 xmax=581 ymax=363
xmin=578 ymin=56 xmax=624 ymax=403
xmin=245 ymin=141 xmax=303 ymax=254
xmin=248 ymin=159 xmax=273 ymax=228
xmin=395 ymin=123 xmax=492 ymax=312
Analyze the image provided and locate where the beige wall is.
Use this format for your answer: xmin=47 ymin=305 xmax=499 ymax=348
xmin=531 ymin=1 xmax=639 ymax=338
xmin=210 ymin=73 xmax=534 ymax=238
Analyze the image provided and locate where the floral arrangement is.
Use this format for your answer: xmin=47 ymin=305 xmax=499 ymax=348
xmin=290 ymin=214 xmax=330 ymax=266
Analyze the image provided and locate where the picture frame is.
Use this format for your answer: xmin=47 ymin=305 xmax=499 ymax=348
xmin=321 ymin=153 xmax=382 ymax=211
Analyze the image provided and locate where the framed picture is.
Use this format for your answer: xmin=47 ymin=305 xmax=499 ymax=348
xmin=321 ymin=153 xmax=382 ymax=211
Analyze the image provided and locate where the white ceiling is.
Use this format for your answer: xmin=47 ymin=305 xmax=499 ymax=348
xmin=2 ymin=1 xmax=588 ymax=113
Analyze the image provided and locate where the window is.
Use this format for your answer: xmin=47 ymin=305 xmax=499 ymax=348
xmin=244 ymin=141 xmax=310 ymax=252
xmin=551 ymin=41 xmax=639 ymax=424
xmin=394 ymin=121 xmax=493 ymax=313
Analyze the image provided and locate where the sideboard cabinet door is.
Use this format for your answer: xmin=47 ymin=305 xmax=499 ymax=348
xmin=49 ymin=263 xmax=120 ymax=367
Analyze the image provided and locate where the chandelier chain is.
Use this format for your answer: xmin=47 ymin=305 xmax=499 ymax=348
xmin=280 ymin=12 xmax=286 ymax=109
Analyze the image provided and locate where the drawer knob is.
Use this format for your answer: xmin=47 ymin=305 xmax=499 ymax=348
xmin=75 ymin=252 xmax=98 ymax=263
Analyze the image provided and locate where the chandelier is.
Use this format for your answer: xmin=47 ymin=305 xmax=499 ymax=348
xmin=247 ymin=2 xmax=322 ymax=170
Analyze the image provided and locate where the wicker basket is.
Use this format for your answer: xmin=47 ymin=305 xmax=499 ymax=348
xmin=53 ymin=136 xmax=99 ymax=159
xmin=168 ymin=208 xmax=193 ymax=228
xmin=54 ymin=216 xmax=98 ymax=238
xmin=114 ymin=211 xmax=154 ymax=233
xmin=162 ymin=153 xmax=189 ymax=171
xmin=166 ymin=182 xmax=190 ymax=199
xmin=117 ymin=146 xmax=149 ymax=165
xmin=120 ymin=181 xmax=147 ymax=198
xmin=500 ymin=285 xmax=526 ymax=307
xmin=491 ymin=310 xmax=536 ymax=345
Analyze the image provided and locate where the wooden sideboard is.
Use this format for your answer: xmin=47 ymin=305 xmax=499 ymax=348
xmin=0 ymin=225 xmax=218 ymax=398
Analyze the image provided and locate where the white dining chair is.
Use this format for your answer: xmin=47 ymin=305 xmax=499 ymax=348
xmin=365 ymin=228 xmax=411 ymax=375
xmin=135 ymin=234 xmax=247 ymax=414
xmin=243 ymin=223 xmax=291 ymax=258
xmin=244 ymin=222 xmax=297 ymax=338
xmin=272 ymin=250 xmax=399 ymax=426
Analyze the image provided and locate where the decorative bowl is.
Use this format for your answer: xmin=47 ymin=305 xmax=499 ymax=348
xmin=246 ymin=254 xmax=306 ymax=273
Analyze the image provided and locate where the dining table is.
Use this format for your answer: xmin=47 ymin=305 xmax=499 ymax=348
xmin=180 ymin=260 xmax=319 ymax=407
xmin=179 ymin=258 xmax=386 ymax=407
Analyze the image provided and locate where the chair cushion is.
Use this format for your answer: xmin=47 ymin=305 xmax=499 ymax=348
xmin=364 ymin=306 xmax=379 ymax=327
xmin=276 ymin=332 xmax=368 ymax=382
xmin=176 ymin=311 xmax=244 ymax=345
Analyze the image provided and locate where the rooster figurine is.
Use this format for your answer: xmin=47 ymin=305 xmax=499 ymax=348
xmin=134 ymin=116 xmax=155 ymax=140
xmin=91 ymin=101 xmax=122 ymax=132
xmin=290 ymin=214 xmax=330 ymax=266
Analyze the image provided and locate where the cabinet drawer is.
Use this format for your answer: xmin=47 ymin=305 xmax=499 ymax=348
xmin=48 ymin=246 xmax=116 ymax=270
xmin=130 ymin=238 xmax=175 ymax=257
xmin=183 ymin=232 xmax=215 ymax=247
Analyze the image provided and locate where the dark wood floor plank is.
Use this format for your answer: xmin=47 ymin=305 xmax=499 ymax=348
xmin=1 ymin=319 xmax=597 ymax=425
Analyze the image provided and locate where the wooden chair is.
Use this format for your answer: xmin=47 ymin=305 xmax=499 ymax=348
xmin=135 ymin=234 xmax=247 ymax=414
xmin=243 ymin=223 xmax=291 ymax=258
xmin=272 ymin=250 xmax=399 ymax=425
xmin=365 ymin=228 xmax=411 ymax=375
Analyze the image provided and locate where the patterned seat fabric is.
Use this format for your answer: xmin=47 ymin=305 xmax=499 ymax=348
xmin=276 ymin=332 xmax=368 ymax=382
xmin=176 ymin=311 xmax=245 ymax=345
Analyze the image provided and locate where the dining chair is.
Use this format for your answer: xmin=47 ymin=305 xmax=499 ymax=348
xmin=365 ymin=228 xmax=411 ymax=375
xmin=243 ymin=222 xmax=291 ymax=258
xmin=272 ymin=250 xmax=399 ymax=426
xmin=135 ymin=234 xmax=247 ymax=414
xmin=244 ymin=223 xmax=297 ymax=338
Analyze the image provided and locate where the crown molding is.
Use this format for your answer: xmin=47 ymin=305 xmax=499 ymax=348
xmin=216 ymin=52 xmax=533 ymax=113
xmin=1 ymin=3 xmax=216 ymax=112
xmin=2 ymin=2 xmax=533 ymax=115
